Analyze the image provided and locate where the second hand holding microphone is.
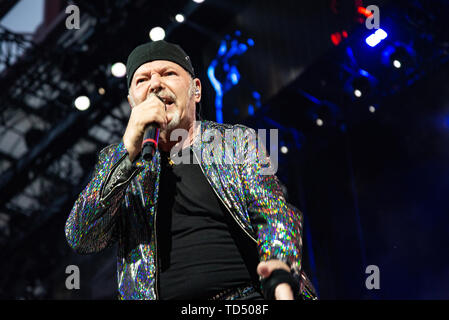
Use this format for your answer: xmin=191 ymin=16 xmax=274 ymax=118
xmin=141 ymin=93 xmax=166 ymax=161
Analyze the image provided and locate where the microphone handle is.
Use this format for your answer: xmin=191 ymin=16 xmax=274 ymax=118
xmin=141 ymin=125 xmax=160 ymax=161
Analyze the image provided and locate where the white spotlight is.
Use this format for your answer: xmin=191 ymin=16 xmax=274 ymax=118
xmin=149 ymin=27 xmax=165 ymax=41
xmin=393 ymin=60 xmax=402 ymax=69
xmin=369 ymin=105 xmax=376 ymax=113
xmin=316 ymin=118 xmax=324 ymax=126
xmin=354 ymin=89 xmax=362 ymax=98
xmin=74 ymin=96 xmax=90 ymax=111
xmin=111 ymin=62 xmax=127 ymax=78
xmin=193 ymin=0 xmax=205 ymax=3
xmin=175 ymin=14 xmax=185 ymax=23
xmin=280 ymin=146 xmax=288 ymax=154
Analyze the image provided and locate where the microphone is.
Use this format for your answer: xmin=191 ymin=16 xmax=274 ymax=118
xmin=141 ymin=126 xmax=160 ymax=161
xmin=141 ymin=94 xmax=165 ymax=161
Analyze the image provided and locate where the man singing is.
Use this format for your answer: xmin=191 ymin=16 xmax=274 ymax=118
xmin=65 ymin=40 xmax=317 ymax=300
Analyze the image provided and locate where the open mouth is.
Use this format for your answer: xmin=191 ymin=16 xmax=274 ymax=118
xmin=160 ymin=96 xmax=176 ymax=109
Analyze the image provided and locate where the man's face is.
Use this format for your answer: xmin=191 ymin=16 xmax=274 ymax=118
xmin=128 ymin=60 xmax=200 ymax=135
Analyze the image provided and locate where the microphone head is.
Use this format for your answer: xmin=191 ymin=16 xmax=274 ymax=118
xmin=141 ymin=126 xmax=159 ymax=161
xmin=142 ymin=144 xmax=156 ymax=161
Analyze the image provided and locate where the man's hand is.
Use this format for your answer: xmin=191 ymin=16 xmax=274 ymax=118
xmin=124 ymin=93 xmax=167 ymax=162
xmin=257 ymin=260 xmax=294 ymax=300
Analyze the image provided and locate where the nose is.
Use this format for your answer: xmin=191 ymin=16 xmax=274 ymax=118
xmin=148 ymin=73 xmax=163 ymax=94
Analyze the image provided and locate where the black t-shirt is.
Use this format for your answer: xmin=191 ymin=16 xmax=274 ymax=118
xmin=157 ymin=148 xmax=260 ymax=300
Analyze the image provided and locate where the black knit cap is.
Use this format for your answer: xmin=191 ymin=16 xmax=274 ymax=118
xmin=126 ymin=40 xmax=195 ymax=89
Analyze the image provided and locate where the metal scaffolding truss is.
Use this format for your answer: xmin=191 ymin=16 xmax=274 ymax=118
xmin=0 ymin=25 xmax=34 ymax=73
xmin=0 ymin=0 xmax=136 ymax=250
xmin=0 ymin=0 xmax=209 ymax=262
xmin=0 ymin=0 xmax=227 ymax=298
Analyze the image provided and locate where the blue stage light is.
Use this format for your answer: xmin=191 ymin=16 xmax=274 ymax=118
xmin=359 ymin=69 xmax=370 ymax=77
xmin=207 ymin=32 xmax=254 ymax=123
xmin=248 ymin=104 xmax=255 ymax=116
xmin=230 ymin=72 xmax=239 ymax=85
xmin=252 ymin=91 xmax=260 ymax=100
xmin=218 ymin=42 xmax=227 ymax=56
xmin=238 ymin=43 xmax=248 ymax=52
xmin=207 ymin=62 xmax=223 ymax=123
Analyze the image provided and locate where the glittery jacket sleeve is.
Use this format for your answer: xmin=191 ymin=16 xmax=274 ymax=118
xmin=65 ymin=142 xmax=140 ymax=254
xmin=241 ymin=128 xmax=304 ymax=279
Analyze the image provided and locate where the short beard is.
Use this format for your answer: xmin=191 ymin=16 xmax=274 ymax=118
xmin=166 ymin=78 xmax=194 ymax=132
xmin=166 ymin=109 xmax=180 ymax=131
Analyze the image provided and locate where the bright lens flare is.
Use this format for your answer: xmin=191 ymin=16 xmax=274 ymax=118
xmin=149 ymin=27 xmax=165 ymax=41
xmin=74 ymin=96 xmax=90 ymax=111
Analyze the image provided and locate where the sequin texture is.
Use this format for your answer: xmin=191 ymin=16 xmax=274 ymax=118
xmin=65 ymin=120 xmax=317 ymax=300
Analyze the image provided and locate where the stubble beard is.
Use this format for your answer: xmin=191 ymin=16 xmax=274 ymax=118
xmin=166 ymin=109 xmax=180 ymax=131
xmin=163 ymin=79 xmax=195 ymax=134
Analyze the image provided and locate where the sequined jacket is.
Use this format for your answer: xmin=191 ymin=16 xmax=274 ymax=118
xmin=65 ymin=120 xmax=317 ymax=300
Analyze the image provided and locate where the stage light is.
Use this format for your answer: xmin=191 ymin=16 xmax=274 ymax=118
xmin=365 ymin=28 xmax=388 ymax=47
xmin=175 ymin=14 xmax=185 ymax=23
xmin=316 ymin=118 xmax=324 ymax=126
xmin=331 ymin=32 xmax=342 ymax=46
xmin=229 ymin=66 xmax=240 ymax=85
xmin=369 ymin=105 xmax=376 ymax=113
xmin=238 ymin=43 xmax=248 ymax=52
xmin=358 ymin=6 xmax=374 ymax=18
xmin=280 ymin=146 xmax=288 ymax=154
xmin=192 ymin=0 xmax=205 ymax=3
xmin=389 ymin=47 xmax=412 ymax=70
xmin=74 ymin=96 xmax=90 ymax=111
xmin=352 ymin=77 xmax=371 ymax=99
xmin=230 ymin=73 xmax=238 ymax=84
xmin=392 ymin=60 xmax=401 ymax=69
xmin=111 ymin=62 xmax=126 ymax=78
xmin=98 ymin=87 xmax=106 ymax=95
xmin=252 ymin=91 xmax=260 ymax=100
xmin=248 ymin=104 xmax=254 ymax=116
xmin=149 ymin=27 xmax=165 ymax=41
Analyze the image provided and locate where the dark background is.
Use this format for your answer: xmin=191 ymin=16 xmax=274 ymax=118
xmin=0 ymin=0 xmax=448 ymax=299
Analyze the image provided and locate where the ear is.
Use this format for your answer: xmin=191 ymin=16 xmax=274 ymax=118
xmin=127 ymin=94 xmax=136 ymax=109
xmin=193 ymin=78 xmax=202 ymax=103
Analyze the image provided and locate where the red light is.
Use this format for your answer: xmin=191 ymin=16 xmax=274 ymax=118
xmin=331 ymin=32 xmax=342 ymax=46
xmin=358 ymin=6 xmax=373 ymax=17
xmin=342 ymin=30 xmax=348 ymax=38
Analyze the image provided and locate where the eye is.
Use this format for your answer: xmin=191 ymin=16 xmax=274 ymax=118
xmin=164 ymin=71 xmax=177 ymax=76
xmin=136 ymin=78 xmax=147 ymax=85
